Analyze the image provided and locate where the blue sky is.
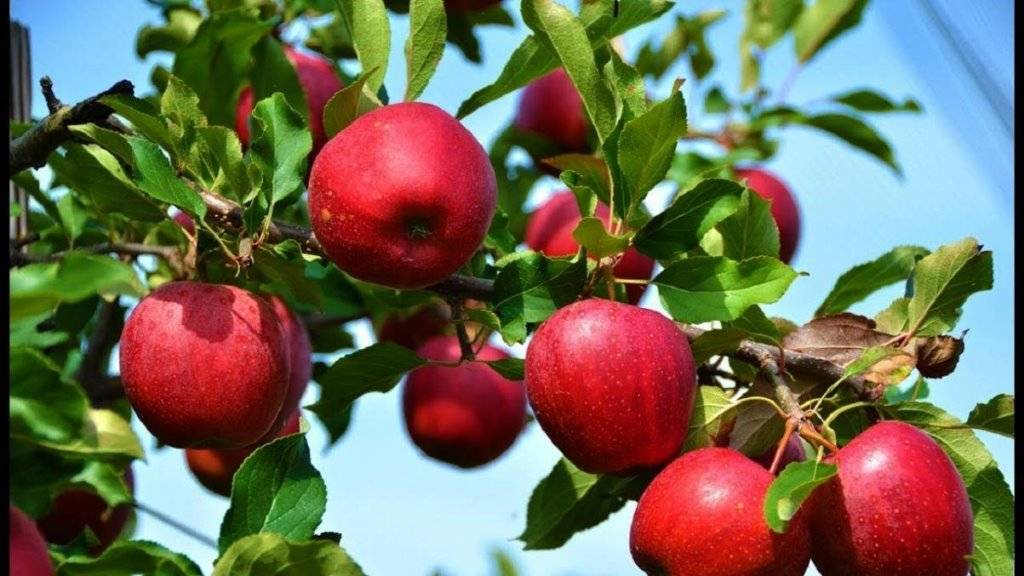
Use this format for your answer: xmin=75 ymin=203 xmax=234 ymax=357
xmin=11 ymin=1 xmax=1013 ymax=575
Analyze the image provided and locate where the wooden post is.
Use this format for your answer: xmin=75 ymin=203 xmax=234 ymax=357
xmin=10 ymin=20 xmax=31 ymax=243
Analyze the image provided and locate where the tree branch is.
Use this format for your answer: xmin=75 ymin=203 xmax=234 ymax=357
xmin=9 ymin=77 xmax=134 ymax=174
xmin=10 ymin=242 xmax=185 ymax=276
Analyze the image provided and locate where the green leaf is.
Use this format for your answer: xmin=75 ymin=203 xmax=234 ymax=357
xmin=10 ymin=254 xmax=146 ymax=321
xmin=831 ymin=88 xmax=922 ymax=113
xmin=254 ymin=241 xmax=324 ymax=310
xmin=803 ymin=113 xmax=900 ymax=174
xmin=815 ymin=245 xmax=930 ymax=317
xmin=682 ymin=386 xmax=737 ymax=450
xmin=716 ymin=189 xmax=780 ymax=261
xmin=654 ymin=256 xmax=797 ymax=323
xmin=485 ymin=357 xmax=524 ymax=381
xmin=874 ymin=296 xmax=910 ymax=334
xmin=724 ymin=304 xmax=782 ymax=346
xmin=322 ymin=72 xmax=379 ymax=139
xmin=196 ymin=126 xmax=250 ymax=201
xmin=249 ymin=93 xmax=312 ymax=211
xmin=9 ymin=347 xmax=88 ymax=444
xmin=546 ymin=154 xmax=611 ymax=207
xmin=689 ymin=328 xmax=746 ymax=365
xmin=905 ymin=237 xmax=993 ymax=337
xmin=490 ymin=549 xmax=519 ymax=576
xmin=517 ymin=458 xmax=633 ymax=550
xmin=404 ymin=0 xmax=446 ymax=102
xmin=793 ymin=0 xmax=868 ymax=62
xmin=616 ymin=89 xmax=686 ymax=216
xmin=27 ymin=408 xmax=144 ymax=463
xmin=101 ymin=94 xmax=179 ymax=160
xmin=308 ymin=343 xmax=427 ymax=443
xmin=219 ymin=432 xmax=327 ymax=554
xmin=337 ymin=0 xmax=391 ymax=93
xmin=492 ymin=251 xmax=588 ymax=344
xmin=250 ymin=36 xmax=309 ymax=123
xmin=484 ymin=209 xmax=518 ymax=256
xmin=56 ymin=193 xmax=87 ymax=245
xmin=890 ymin=402 xmax=1014 ymax=576
xmin=172 ymin=7 xmax=272 ymax=127
xmin=571 ymin=217 xmax=630 ymax=259
xmin=743 ymin=0 xmax=804 ymax=49
xmin=884 ymin=376 xmax=930 ymax=404
xmin=456 ymin=0 xmax=671 ymax=119
xmin=704 ymin=85 xmax=730 ymax=113
xmin=55 ymin=540 xmax=204 ymax=576
xmin=135 ymin=7 xmax=202 ymax=57
xmin=66 ymin=461 xmax=135 ymax=508
xmin=213 ymin=533 xmax=366 ymax=576
xmin=633 ymin=178 xmax=744 ymax=262
xmin=840 ymin=345 xmax=912 ymax=382
xmin=49 ymin=144 xmax=165 ymax=222
xmin=127 ymin=136 xmax=207 ymax=219
xmin=66 ymin=124 xmax=135 ymax=166
xmin=763 ymin=460 xmax=838 ymax=533
xmin=161 ymin=75 xmax=208 ymax=147
xmin=967 ymin=394 xmax=1013 ymax=438
xmin=521 ymin=0 xmax=617 ymax=143
xmin=635 ymin=10 xmax=726 ymax=81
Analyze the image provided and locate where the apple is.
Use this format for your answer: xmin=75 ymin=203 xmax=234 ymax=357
xmin=9 ymin=506 xmax=54 ymax=576
xmin=524 ymin=191 xmax=655 ymax=304
xmin=733 ymin=168 xmax=801 ymax=263
xmin=235 ymin=46 xmax=344 ymax=157
xmin=445 ymin=0 xmax=501 ymax=12
xmin=35 ymin=469 xmax=133 ymax=555
xmin=403 ymin=336 xmax=526 ymax=468
xmin=630 ymin=447 xmax=812 ymax=576
xmin=376 ymin=303 xmax=452 ymax=351
xmin=119 ymin=281 xmax=290 ymax=448
xmin=807 ymin=420 xmax=973 ymax=576
xmin=514 ymin=68 xmax=589 ymax=154
xmin=257 ymin=296 xmax=312 ymax=440
xmin=309 ymin=102 xmax=496 ymax=289
xmin=186 ymin=411 xmax=302 ymax=497
xmin=752 ymin=433 xmax=807 ymax=473
xmin=171 ymin=210 xmax=195 ymax=235
xmin=524 ymin=299 xmax=696 ymax=474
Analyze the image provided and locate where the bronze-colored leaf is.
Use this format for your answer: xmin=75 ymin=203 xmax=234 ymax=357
xmin=913 ymin=334 xmax=964 ymax=379
xmin=783 ymin=313 xmax=915 ymax=386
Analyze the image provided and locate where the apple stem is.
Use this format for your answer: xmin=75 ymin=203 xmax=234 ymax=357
xmin=768 ymin=419 xmax=797 ymax=475
xmin=447 ymin=298 xmax=476 ymax=362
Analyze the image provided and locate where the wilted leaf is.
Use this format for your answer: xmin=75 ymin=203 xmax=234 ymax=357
xmin=783 ymin=313 xmax=914 ymax=386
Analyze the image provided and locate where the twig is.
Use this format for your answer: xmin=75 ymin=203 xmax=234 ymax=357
xmin=447 ymin=299 xmax=476 ymax=361
xmin=10 ymin=242 xmax=185 ymax=276
xmin=132 ymin=502 xmax=218 ymax=550
xmin=10 ymin=77 xmax=134 ymax=173
xmin=77 ymin=298 xmax=122 ymax=401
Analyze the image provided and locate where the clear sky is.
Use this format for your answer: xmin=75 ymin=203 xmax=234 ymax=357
xmin=11 ymin=1 xmax=1014 ymax=575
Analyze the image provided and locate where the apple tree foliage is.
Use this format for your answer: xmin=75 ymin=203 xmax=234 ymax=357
xmin=8 ymin=0 xmax=1013 ymax=574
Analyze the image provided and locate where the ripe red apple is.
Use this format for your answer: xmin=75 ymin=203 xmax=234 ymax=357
xmin=36 ymin=469 xmax=133 ymax=555
xmin=309 ymin=102 xmax=496 ymax=289
xmin=752 ymin=433 xmax=807 ymax=473
xmin=525 ymin=299 xmax=696 ymax=474
xmin=9 ymin=506 xmax=54 ymax=576
xmin=171 ymin=210 xmax=195 ymax=235
xmin=733 ymin=168 xmax=801 ymax=263
xmin=445 ymin=0 xmax=501 ymax=11
xmin=630 ymin=447 xmax=811 ymax=576
xmin=403 ymin=336 xmax=526 ymax=468
xmin=120 ymin=281 xmax=290 ymax=449
xmin=807 ymin=420 xmax=973 ymax=576
xmin=515 ymin=68 xmax=588 ymax=153
xmin=235 ymin=46 xmax=344 ymax=157
xmin=524 ymin=191 xmax=655 ymax=304
xmin=186 ymin=411 xmax=302 ymax=497
xmin=257 ymin=296 xmax=312 ymax=440
xmin=376 ymin=303 xmax=452 ymax=351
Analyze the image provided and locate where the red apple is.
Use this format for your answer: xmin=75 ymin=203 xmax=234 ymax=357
xmin=235 ymin=46 xmax=344 ymax=157
xmin=9 ymin=506 xmax=54 ymax=576
xmin=403 ymin=336 xmax=526 ymax=468
xmin=377 ymin=303 xmax=452 ymax=350
xmin=733 ymin=168 xmax=801 ymax=263
xmin=445 ymin=0 xmax=501 ymax=12
xmin=257 ymin=296 xmax=312 ymax=440
xmin=36 ymin=469 xmax=133 ymax=555
xmin=120 ymin=281 xmax=290 ymax=448
xmin=171 ymin=211 xmax=195 ymax=235
xmin=524 ymin=191 xmax=655 ymax=304
xmin=807 ymin=420 xmax=973 ymax=576
xmin=309 ymin=102 xmax=496 ymax=289
xmin=630 ymin=447 xmax=812 ymax=576
xmin=525 ymin=299 xmax=696 ymax=474
xmin=515 ymin=68 xmax=588 ymax=153
xmin=186 ymin=411 xmax=302 ymax=497
xmin=752 ymin=433 xmax=807 ymax=473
